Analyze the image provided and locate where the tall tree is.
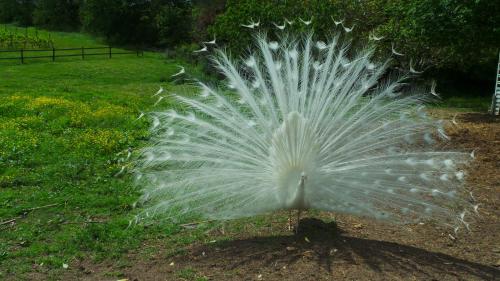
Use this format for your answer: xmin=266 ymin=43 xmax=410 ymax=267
xmin=33 ymin=0 xmax=82 ymax=31
xmin=0 ymin=0 xmax=35 ymax=26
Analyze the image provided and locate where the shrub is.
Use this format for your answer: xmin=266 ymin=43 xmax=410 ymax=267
xmin=210 ymin=0 xmax=499 ymax=86
xmin=0 ymin=0 xmax=35 ymax=26
xmin=155 ymin=1 xmax=194 ymax=47
xmin=81 ymin=0 xmax=194 ymax=47
xmin=32 ymin=0 xmax=82 ymax=31
xmin=81 ymin=0 xmax=157 ymax=46
xmin=378 ymin=0 xmax=500 ymax=75
xmin=209 ymin=0 xmax=389 ymax=54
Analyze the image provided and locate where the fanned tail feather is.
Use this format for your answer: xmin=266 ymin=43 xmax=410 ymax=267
xmin=135 ymin=34 xmax=475 ymax=232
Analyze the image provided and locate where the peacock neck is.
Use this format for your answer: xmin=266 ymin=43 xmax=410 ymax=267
xmin=289 ymin=174 xmax=307 ymax=210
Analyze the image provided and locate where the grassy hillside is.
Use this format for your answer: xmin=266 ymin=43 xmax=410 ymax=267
xmin=0 ymin=24 xmax=140 ymax=64
xmin=1 ymin=24 xmax=105 ymax=48
xmin=0 ymin=28 xmax=215 ymax=280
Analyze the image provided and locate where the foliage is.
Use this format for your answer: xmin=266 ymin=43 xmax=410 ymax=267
xmin=191 ymin=0 xmax=226 ymax=42
xmin=32 ymin=0 xmax=82 ymax=31
xmin=155 ymin=0 xmax=194 ymax=47
xmin=81 ymin=0 xmax=194 ymax=47
xmin=0 ymin=0 xmax=35 ymax=26
xmin=210 ymin=0 xmax=338 ymax=54
xmin=0 ymin=0 xmax=496 ymax=84
xmin=81 ymin=0 xmax=154 ymax=45
xmin=378 ymin=0 xmax=500 ymax=76
xmin=211 ymin=0 xmax=499 ymax=83
xmin=0 ymin=26 xmax=53 ymax=49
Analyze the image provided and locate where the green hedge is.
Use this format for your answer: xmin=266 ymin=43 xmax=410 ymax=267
xmin=210 ymin=0 xmax=499 ymax=82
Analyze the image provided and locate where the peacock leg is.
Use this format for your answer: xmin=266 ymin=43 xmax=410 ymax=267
xmin=296 ymin=209 xmax=302 ymax=233
xmin=288 ymin=210 xmax=292 ymax=231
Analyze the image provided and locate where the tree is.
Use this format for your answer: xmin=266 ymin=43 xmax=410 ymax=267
xmin=211 ymin=0 xmax=499 ymax=89
xmin=81 ymin=0 xmax=155 ymax=45
xmin=378 ymin=0 xmax=500 ymax=75
xmin=155 ymin=0 xmax=193 ymax=46
xmin=33 ymin=0 xmax=82 ymax=31
xmin=0 ymin=0 xmax=35 ymax=26
xmin=81 ymin=0 xmax=193 ymax=47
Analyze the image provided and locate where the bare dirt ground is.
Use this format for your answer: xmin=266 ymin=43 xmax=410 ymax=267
xmin=67 ymin=110 xmax=499 ymax=281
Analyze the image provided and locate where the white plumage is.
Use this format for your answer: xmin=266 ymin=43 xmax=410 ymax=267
xmin=136 ymin=34 xmax=474 ymax=232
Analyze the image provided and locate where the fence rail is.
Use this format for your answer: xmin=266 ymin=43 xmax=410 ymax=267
xmin=0 ymin=46 xmax=143 ymax=63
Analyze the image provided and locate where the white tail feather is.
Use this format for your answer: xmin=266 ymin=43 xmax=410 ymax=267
xmin=136 ymin=34 xmax=474 ymax=232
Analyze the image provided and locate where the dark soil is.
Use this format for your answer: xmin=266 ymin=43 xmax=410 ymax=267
xmin=66 ymin=111 xmax=500 ymax=281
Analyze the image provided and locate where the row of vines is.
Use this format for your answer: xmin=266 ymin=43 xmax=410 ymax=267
xmin=0 ymin=26 xmax=53 ymax=49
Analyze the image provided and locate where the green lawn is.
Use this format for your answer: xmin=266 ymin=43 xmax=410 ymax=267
xmin=0 ymin=24 xmax=142 ymax=64
xmin=433 ymin=96 xmax=491 ymax=112
xmin=0 ymin=28 xmax=217 ymax=280
xmin=1 ymin=24 xmax=106 ymax=49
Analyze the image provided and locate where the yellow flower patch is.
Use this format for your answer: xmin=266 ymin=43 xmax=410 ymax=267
xmin=5 ymin=95 xmax=29 ymax=102
xmin=77 ymin=128 xmax=127 ymax=153
xmin=28 ymin=96 xmax=75 ymax=109
xmin=91 ymin=104 xmax=132 ymax=119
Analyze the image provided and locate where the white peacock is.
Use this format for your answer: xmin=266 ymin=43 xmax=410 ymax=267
xmin=136 ymin=34 xmax=475 ymax=233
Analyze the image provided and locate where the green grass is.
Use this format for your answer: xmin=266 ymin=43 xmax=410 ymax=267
xmin=0 ymin=29 xmax=214 ymax=280
xmin=433 ymin=96 xmax=491 ymax=112
xmin=1 ymin=24 xmax=106 ymax=48
xmin=0 ymin=24 xmax=141 ymax=64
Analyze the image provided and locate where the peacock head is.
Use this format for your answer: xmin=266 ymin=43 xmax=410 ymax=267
xmin=300 ymin=172 xmax=308 ymax=183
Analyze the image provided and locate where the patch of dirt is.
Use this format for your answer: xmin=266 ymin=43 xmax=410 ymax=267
xmin=65 ymin=111 xmax=500 ymax=281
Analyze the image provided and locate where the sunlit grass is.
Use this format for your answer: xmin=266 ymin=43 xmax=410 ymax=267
xmin=1 ymin=24 xmax=105 ymax=48
xmin=0 ymin=28 xmax=211 ymax=280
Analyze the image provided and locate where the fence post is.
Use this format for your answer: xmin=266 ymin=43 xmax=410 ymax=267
xmin=109 ymin=46 xmax=112 ymax=59
xmin=20 ymin=49 xmax=24 ymax=64
xmin=82 ymin=47 xmax=84 ymax=60
xmin=52 ymin=48 xmax=55 ymax=62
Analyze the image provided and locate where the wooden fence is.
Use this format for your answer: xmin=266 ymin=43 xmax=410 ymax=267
xmin=0 ymin=46 xmax=143 ymax=63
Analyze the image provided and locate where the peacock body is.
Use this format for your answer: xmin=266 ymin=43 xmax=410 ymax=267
xmin=136 ymin=34 xmax=474 ymax=231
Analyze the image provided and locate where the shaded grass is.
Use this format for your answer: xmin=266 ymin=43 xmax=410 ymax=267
xmin=433 ymin=96 xmax=491 ymax=112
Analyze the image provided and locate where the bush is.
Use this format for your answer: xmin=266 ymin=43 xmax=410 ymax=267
xmin=378 ymin=0 xmax=500 ymax=76
xmin=209 ymin=0 xmax=391 ymax=54
xmin=81 ymin=0 xmax=155 ymax=46
xmin=32 ymin=0 xmax=81 ymax=31
xmin=81 ymin=0 xmax=194 ymax=47
xmin=191 ymin=0 xmax=226 ymax=43
xmin=210 ymin=0 xmax=499 ymax=86
xmin=155 ymin=1 xmax=194 ymax=47
xmin=0 ymin=0 xmax=35 ymax=26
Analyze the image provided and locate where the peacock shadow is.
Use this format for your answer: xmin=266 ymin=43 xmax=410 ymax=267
xmin=194 ymin=218 xmax=498 ymax=279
